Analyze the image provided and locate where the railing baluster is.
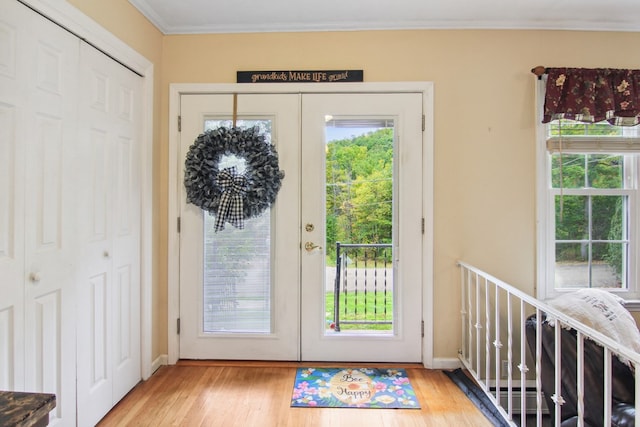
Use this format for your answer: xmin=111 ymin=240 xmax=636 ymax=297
xmin=354 ymin=255 xmax=359 ymax=319
xmin=604 ymin=348 xmax=612 ymax=427
xmin=384 ymin=247 xmax=388 ymax=320
xmin=519 ymin=299 xmax=528 ymax=426
xmin=553 ymin=318 xmax=563 ymax=427
xmin=507 ymin=292 xmax=513 ymax=418
xmin=460 ymin=266 xmax=467 ymax=361
xmin=475 ymin=271 xmax=481 ymax=377
xmin=373 ymin=253 xmax=378 ymax=321
xmin=636 ymin=363 xmax=640 ymax=427
xmin=494 ymin=283 xmax=501 ymax=406
xmin=485 ymin=277 xmax=491 ymax=392
xmin=334 ymin=242 xmax=342 ymax=332
xmin=468 ymin=269 xmax=473 ymax=368
xmin=535 ymin=308 xmax=542 ymax=427
xmin=576 ymin=331 xmax=584 ymax=427
xmin=363 ymin=249 xmax=368 ymax=320
xmin=342 ymin=249 xmax=348 ymax=320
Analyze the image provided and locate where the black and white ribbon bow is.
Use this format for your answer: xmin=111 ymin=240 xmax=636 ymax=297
xmin=215 ymin=166 xmax=248 ymax=232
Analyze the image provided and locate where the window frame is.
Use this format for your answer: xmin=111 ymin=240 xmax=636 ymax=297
xmin=536 ymin=83 xmax=640 ymax=303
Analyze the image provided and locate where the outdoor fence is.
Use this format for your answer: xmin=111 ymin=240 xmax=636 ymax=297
xmin=332 ymin=242 xmax=393 ymax=332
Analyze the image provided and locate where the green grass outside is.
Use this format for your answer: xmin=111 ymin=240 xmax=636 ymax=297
xmin=325 ymin=291 xmax=393 ymax=331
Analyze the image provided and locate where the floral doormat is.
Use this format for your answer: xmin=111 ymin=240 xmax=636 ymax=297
xmin=290 ymin=367 xmax=420 ymax=409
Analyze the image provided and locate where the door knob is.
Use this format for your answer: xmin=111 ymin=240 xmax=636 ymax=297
xmin=305 ymin=242 xmax=322 ymax=252
xmin=29 ymin=272 xmax=41 ymax=283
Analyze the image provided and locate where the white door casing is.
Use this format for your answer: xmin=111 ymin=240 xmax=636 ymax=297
xmin=168 ymin=83 xmax=434 ymax=367
xmin=174 ymin=88 xmax=431 ymax=363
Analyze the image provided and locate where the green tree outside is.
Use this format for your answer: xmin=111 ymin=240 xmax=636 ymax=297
xmin=326 ymin=128 xmax=393 ymax=263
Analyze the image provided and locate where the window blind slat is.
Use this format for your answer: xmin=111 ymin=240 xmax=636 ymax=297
xmin=546 ymin=137 xmax=640 ymax=153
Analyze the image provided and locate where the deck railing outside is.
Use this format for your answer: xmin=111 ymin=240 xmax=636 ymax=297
xmin=457 ymin=261 xmax=640 ymax=426
xmin=332 ymin=242 xmax=393 ymax=332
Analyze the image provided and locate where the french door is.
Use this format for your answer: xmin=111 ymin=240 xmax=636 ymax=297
xmin=300 ymin=93 xmax=423 ymax=362
xmin=179 ymin=92 xmax=423 ymax=362
xmin=179 ymin=94 xmax=301 ymax=359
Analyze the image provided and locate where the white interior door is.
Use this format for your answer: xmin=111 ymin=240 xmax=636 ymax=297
xmin=179 ymin=93 xmax=300 ymax=360
xmin=300 ymin=93 xmax=423 ymax=362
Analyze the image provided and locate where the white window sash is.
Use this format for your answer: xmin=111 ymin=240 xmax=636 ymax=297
xmin=537 ymin=79 xmax=640 ymax=301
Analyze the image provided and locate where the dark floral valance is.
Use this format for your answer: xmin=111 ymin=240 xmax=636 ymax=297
xmin=542 ymin=67 xmax=640 ymax=126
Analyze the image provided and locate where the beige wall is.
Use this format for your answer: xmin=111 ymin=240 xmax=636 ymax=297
xmin=66 ymin=0 xmax=640 ymax=362
xmin=163 ymin=30 xmax=640 ymax=360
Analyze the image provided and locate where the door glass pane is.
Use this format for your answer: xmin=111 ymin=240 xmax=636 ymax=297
xmin=325 ymin=117 xmax=395 ymax=334
xmin=202 ymin=119 xmax=272 ymax=333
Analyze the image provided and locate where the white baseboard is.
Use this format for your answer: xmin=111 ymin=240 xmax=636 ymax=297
xmin=149 ymin=355 xmax=465 ymax=373
xmin=150 ymin=356 xmax=461 ymax=372
xmin=430 ymin=357 xmax=462 ymax=370
xmin=151 ymin=354 xmax=168 ymax=374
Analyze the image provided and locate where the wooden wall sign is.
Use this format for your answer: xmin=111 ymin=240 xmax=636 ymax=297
xmin=237 ymin=70 xmax=363 ymax=83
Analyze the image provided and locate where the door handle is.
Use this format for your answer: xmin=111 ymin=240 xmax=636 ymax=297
xmin=304 ymin=242 xmax=322 ymax=252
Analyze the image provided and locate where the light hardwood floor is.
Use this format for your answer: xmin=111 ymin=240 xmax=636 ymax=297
xmin=97 ymin=361 xmax=493 ymax=426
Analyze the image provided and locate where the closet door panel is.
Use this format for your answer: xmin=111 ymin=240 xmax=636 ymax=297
xmin=76 ymin=49 xmax=116 ymax=427
xmin=21 ymin=5 xmax=79 ymax=425
xmin=0 ymin=100 xmax=23 ymax=392
xmin=76 ymin=122 xmax=113 ymax=426
xmin=111 ymin=70 xmax=141 ymax=405
xmin=76 ymin=42 xmax=141 ymax=425
xmin=0 ymin=4 xmax=25 ymax=393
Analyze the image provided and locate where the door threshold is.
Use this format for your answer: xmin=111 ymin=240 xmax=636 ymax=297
xmin=176 ymin=360 xmax=425 ymax=369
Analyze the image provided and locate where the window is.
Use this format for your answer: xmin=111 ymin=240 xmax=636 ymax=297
xmin=202 ymin=118 xmax=273 ymax=333
xmin=538 ymin=119 xmax=640 ymax=301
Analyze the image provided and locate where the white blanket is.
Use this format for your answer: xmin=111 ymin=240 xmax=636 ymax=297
xmin=547 ymin=288 xmax=640 ymax=365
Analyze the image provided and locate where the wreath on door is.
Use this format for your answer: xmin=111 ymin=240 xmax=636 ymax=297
xmin=184 ymin=126 xmax=284 ymax=232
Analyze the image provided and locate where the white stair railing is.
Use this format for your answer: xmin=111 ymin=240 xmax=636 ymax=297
xmin=457 ymin=261 xmax=640 ymax=427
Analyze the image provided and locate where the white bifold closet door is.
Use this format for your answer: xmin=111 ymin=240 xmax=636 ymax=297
xmin=0 ymin=1 xmax=143 ymax=426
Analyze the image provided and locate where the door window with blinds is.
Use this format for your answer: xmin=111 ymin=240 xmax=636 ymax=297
xmin=202 ymin=119 xmax=272 ymax=333
xmin=540 ymin=119 xmax=640 ymax=299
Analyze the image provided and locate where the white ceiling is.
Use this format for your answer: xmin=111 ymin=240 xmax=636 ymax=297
xmin=129 ymin=0 xmax=640 ymax=34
